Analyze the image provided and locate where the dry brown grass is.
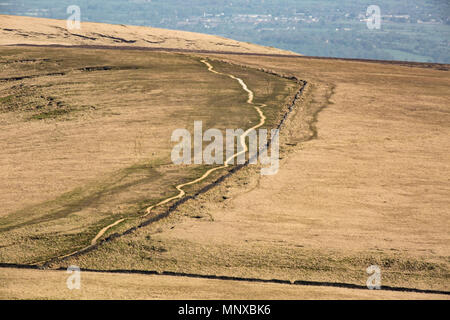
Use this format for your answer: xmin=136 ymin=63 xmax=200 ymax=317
xmin=0 ymin=46 xmax=296 ymax=265
xmin=0 ymin=15 xmax=297 ymax=55
xmin=57 ymin=53 xmax=450 ymax=294
xmin=1 ymin=267 xmax=447 ymax=300
xmin=1 ymin=17 xmax=448 ymax=299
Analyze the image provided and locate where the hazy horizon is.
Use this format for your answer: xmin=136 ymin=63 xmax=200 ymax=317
xmin=1 ymin=1 xmax=449 ymax=62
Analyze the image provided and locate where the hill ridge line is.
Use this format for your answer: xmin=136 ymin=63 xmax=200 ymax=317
xmin=6 ymin=43 xmax=450 ymax=70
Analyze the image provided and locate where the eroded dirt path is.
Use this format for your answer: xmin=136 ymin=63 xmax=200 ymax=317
xmin=139 ymin=60 xmax=267 ymax=217
xmin=34 ymin=59 xmax=268 ymax=265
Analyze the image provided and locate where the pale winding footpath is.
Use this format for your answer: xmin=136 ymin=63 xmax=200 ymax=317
xmin=33 ymin=59 xmax=268 ymax=265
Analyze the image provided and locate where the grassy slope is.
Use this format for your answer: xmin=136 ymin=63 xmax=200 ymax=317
xmin=0 ymin=46 xmax=297 ymax=265
xmin=57 ymin=53 xmax=450 ymax=294
xmin=0 ymin=20 xmax=448 ymax=298
xmin=0 ymin=14 xmax=297 ymax=55
xmin=1 ymin=267 xmax=447 ymax=300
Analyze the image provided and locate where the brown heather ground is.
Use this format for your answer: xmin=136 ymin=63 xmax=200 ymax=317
xmin=0 ymin=15 xmax=296 ymax=55
xmin=53 ymin=53 xmax=450 ymax=298
xmin=1 ymin=267 xmax=448 ymax=300
xmin=0 ymin=16 xmax=449 ymax=300
xmin=0 ymin=46 xmax=296 ymax=265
